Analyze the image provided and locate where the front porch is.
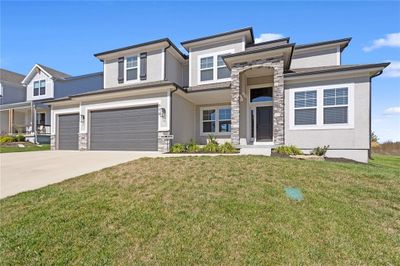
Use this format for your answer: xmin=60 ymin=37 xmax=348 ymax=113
xmin=0 ymin=102 xmax=51 ymax=143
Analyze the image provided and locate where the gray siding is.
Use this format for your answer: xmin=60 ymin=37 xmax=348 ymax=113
xmin=189 ymin=38 xmax=244 ymax=86
xmin=291 ymin=47 xmax=339 ymax=68
xmin=171 ymin=93 xmax=195 ymax=144
xmin=104 ymin=49 xmax=163 ymax=88
xmin=165 ymin=50 xmax=184 ymax=87
xmin=1 ymin=81 xmax=26 ymax=104
xmin=285 ymin=76 xmax=370 ymax=150
xmin=54 ymin=73 xmax=103 ymax=99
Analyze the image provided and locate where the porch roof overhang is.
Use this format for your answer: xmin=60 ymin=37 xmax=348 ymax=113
xmin=177 ymin=87 xmax=231 ymax=105
xmin=0 ymin=101 xmax=32 ymax=111
xmin=43 ymin=81 xmax=182 ymax=106
xmin=222 ymin=43 xmax=295 ymax=71
xmin=284 ymin=63 xmax=391 ymax=82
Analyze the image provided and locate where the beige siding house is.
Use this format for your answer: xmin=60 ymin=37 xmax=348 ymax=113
xmin=45 ymin=27 xmax=389 ymax=162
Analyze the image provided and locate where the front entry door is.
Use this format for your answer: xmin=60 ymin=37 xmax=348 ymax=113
xmin=256 ymin=106 xmax=273 ymax=141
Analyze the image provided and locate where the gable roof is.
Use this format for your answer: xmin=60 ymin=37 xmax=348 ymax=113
xmin=36 ymin=64 xmax=71 ymax=79
xmin=0 ymin=68 xmax=25 ymax=84
xmin=22 ymin=64 xmax=71 ymax=85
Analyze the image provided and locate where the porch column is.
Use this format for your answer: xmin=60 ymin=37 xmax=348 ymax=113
xmin=230 ymin=66 xmax=241 ymax=145
xmin=272 ymin=59 xmax=284 ymax=145
xmin=8 ymin=109 xmax=13 ymax=133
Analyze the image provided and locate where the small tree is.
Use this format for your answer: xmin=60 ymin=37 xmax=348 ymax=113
xmin=371 ymin=131 xmax=379 ymax=143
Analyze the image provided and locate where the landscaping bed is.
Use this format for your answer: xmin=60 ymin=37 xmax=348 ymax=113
xmin=0 ymin=135 xmax=50 ymax=153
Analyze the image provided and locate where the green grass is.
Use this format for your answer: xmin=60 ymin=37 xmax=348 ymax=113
xmin=0 ymin=144 xmax=50 ymax=153
xmin=0 ymin=155 xmax=399 ymax=264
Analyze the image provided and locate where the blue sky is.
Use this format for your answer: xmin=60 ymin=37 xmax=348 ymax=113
xmin=1 ymin=1 xmax=399 ymax=141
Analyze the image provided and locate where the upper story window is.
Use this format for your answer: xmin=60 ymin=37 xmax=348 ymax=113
xmin=199 ymin=51 xmax=232 ymax=83
xmin=126 ymin=56 xmax=139 ymax=81
xmin=33 ymin=80 xmax=46 ymax=96
xmin=200 ymin=56 xmax=214 ymax=81
xmin=294 ymin=90 xmax=317 ymax=125
xmin=323 ymin=88 xmax=348 ymax=124
xmin=217 ymin=55 xmax=230 ymax=79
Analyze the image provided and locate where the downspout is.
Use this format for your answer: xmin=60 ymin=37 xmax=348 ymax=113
xmin=368 ymin=70 xmax=383 ymax=159
xmin=169 ymin=87 xmax=178 ymax=142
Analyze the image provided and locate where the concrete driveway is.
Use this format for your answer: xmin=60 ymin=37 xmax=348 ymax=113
xmin=0 ymin=150 xmax=163 ymax=199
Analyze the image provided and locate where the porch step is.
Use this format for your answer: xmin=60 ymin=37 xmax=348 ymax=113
xmin=239 ymin=147 xmax=272 ymax=156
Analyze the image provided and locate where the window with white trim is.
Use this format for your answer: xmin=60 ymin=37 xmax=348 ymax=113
xmin=126 ymin=56 xmax=138 ymax=81
xmin=217 ymin=55 xmax=230 ymax=79
xmin=201 ymin=107 xmax=231 ymax=134
xmin=199 ymin=52 xmax=232 ymax=83
xmin=33 ymin=80 xmax=46 ymax=96
xmin=294 ymin=90 xmax=317 ymax=125
xmin=323 ymin=88 xmax=348 ymax=124
xmin=200 ymin=56 xmax=213 ymax=81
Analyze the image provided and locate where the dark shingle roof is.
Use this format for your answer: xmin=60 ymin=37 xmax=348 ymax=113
xmin=0 ymin=68 xmax=25 ymax=84
xmin=37 ymin=64 xmax=71 ymax=80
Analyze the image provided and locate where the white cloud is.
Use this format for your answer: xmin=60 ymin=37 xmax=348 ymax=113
xmin=255 ymin=33 xmax=284 ymax=43
xmin=363 ymin=33 xmax=400 ymax=52
xmin=384 ymin=106 xmax=400 ymax=115
xmin=382 ymin=61 xmax=400 ymax=78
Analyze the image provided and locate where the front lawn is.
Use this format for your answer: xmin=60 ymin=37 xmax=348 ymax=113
xmin=0 ymin=144 xmax=50 ymax=153
xmin=0 ymin=155 xmax=399 ymax=264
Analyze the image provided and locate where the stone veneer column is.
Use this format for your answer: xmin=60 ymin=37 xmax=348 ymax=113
xmin=50 ymin=134 xmax=56 ymax=150
xmin=158 ymin=131 xmax=171 ymax=153
xmin=230 ymin=57 xmax=285 ymax=145
xmin=230 ymin=67 xmax=241 ymax=145
xmin=78 ymin=133 xmax=88 ymax=151
xmin=272 ymin=59 xmax=284 ymax=145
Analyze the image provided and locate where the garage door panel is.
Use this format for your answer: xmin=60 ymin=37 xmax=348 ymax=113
xmin=58 ymin=114 xmax=79 ymax=150
xmin=90 ymin=106 xmax=158 ymax=151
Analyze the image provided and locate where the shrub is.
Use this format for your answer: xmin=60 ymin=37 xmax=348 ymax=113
xmin=15 ymin=134 xmax=25 ymax=142
xmin=0 ymin=135 xmax=16 ymax=144
xmin=311 ymin=145 xmax=330 ymax=156
xmin=202 ymin=142 xmax=219 ymax=153
xmin=218 ymin=142 xmax=237 ymax=153
xmin=170 ymin=143 xmax=186 ymax=153
xmin=274 ymin=145 xmax=303 ymax=156
xmin=207 ymin=134 xmax=218 ymax=145
xmin=186 ymin=139 xmax=201 ymax=153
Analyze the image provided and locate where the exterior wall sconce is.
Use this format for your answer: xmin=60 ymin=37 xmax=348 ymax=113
xmin=80 ymin=114 xmax=85 ymax=123
xmin=158 ymin=107 xmax=166 ymax=118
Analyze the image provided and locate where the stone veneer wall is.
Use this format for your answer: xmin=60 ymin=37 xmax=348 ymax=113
xmin=50 ymin=134 xmax=56 ymax=150
xmin=230 ymin=57 xmax=285 ymax=145
xmin=158 ymin=131 xmax=171 ymax=153
xmin=78 ymin=133 xmax=88 ymax=151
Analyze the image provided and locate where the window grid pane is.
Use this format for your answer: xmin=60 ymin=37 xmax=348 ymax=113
xmin=295 ymin=90 xmax=316 ymax=108
xmin=200 ymin=57 xmax=213 ymax=69
xmin=203 ymin=109 xmax=216 ymax=121
xmin=200 ymin=69 xmax=213 ymax=81
xmin=324 ymin=107 xmax=348 ymax=124
xmin=126 ymin=56 xmax=137 ymax=69
xmin=324 ymin=88 xmax=348 ymax=106
xmin=217 ymin=67 xmax=230 ymax=79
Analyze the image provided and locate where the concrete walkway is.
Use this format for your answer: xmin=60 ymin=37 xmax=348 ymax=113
xmin=0 ymin=150 xmax=164 ymax=199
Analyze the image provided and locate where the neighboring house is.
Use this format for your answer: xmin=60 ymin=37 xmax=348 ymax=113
xmin=45 ymin=27 xmax=389 ymax=162
xmin=0 ymin=64 xmax=103 ymax=143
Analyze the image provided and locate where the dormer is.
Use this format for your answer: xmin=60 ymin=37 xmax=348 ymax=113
xmin=22 ymin=64 xmax=70 ymax=101
xmin=291 ymin=38 xmax=351 ymax=69
xmin=94 ymin=39 xmax=187 ymax=89
xmin=181 ymin=27 xmax=254 ymax=87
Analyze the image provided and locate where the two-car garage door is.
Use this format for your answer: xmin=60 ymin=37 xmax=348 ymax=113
xmin=89 ymin=106 xmax=158 ymax=151
xmin=57 ymin=106 xmax=158 ymax=151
